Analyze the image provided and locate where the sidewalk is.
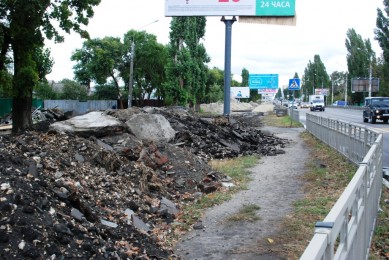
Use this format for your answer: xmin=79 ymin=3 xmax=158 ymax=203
xmin=173 ymin=126 xmax=308 ymax=260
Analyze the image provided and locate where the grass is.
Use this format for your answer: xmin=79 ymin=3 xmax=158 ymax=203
xmin=209 ymin=155 xmax=259 ymax=189
xmin=369 ymin=184 xmax=389 ymax=259
xmin=225 ymin=204 xmax=261 ymax=223
xmin=167 ymin=155 xmax=260 ymax=245
xmin=261 ymin=111 xmax=303 ymax=128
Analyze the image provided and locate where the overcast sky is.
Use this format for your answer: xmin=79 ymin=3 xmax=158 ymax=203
xmin=46 ymin=0 xmax=385 ymax=89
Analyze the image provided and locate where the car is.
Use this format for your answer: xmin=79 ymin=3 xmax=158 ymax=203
xmin=288 ymin=103 xmax=298 ymax=109
xmin=300 ymin=102 xmax=309 ymax=108
xmin=362 ymin=97 xmax=389 ymax=124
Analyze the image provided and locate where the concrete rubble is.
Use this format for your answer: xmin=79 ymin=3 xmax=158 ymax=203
xmin=0 ymin=105 xmax=288 ymax=259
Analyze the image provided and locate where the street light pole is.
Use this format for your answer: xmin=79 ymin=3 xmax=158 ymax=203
xmin=128 ymin=19 xmax=159 ymax=109
xmin=331 ymin=77 xmax=334 ymax=105
xmin=368 ymin=57 xmax=372 ymax=97
xmin=128 ymin=41 xmax=135 ymax=108
xmin=344 ymin=73 xmax=348 ymax=107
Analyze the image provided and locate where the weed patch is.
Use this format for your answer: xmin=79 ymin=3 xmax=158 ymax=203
xmin=261 ymin=112 xmax=303 ymax=128
xmin=225 ymin=204 xmax=261 ymax=223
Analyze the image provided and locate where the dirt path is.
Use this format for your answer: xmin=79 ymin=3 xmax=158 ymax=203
xmin=173 ymin=126 xmax=308 ymax=260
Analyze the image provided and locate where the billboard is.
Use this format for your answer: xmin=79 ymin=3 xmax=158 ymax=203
xmin=249 ymin=74 xmax=278 ymax=89
xmin=315 ymin=88 xmax=328 ymax=95
xmin=165 ymin=0 xmax=296 ymax=17
xmin=351 ymin=78 xmax=379 ymax=92
xmin=258 ymin=89 xmax=277 ymax=94
xmin=231 ymin=87 xmax=250 ymax=98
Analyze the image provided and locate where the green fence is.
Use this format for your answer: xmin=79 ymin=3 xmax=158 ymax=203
xmin=0 ymin=98 xmax=43 ymax=118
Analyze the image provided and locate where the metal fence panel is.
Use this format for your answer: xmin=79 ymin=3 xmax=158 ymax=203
xmin=44 ymin=100 xmax=117 ymax=115
xmin=300 ymin=113 xmax=383 ymax=260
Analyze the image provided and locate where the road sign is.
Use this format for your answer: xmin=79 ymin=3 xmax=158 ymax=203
xmin=288 ymin=78 xmax=301 ymax=90
xmin=249 ymin=74 xmax=278 ymax=89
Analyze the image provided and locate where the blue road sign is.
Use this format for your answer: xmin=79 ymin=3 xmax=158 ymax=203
xmin=288 ymin=78 xmax=301 ymax=90
xmin=249 ymin=74 xmax=278 ymax=89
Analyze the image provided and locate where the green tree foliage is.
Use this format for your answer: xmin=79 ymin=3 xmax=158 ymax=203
xmin=59 ymin=79 xmax=88 ymax=100
xmin=241 ymin=68 xmax=249 ymax=87
xmin=345 ymin=28 xmax=376 ymax=104
xmin=72 ymin=37 xmax=124 ymax=103
xmin=329 ymin=71 xmax=348 ymax=103
xmin=0 ymin=0 xmax=101 ymax=133
xmin=302 ymin=55 xmax=330 ymax=96
xmin=92 ymin=84 xmax=118 ymax=100
xmin=239 ymin=68 xmax=260 ymax=102
xmin=34 ymin=81 xmax=58 ymax=100
xmin=33 ymin=47 xmax=54 ymax=82
xmin=375 ymin=4 xmax=389 ymax=96
xmin=122 ymin=30 xmax=168 ymax=103
xmin=165 ymin=17 xmax=210 ymax=109
xmin=249 ymin=89 xmax=260 ymax=102
xmin=204 ymin=66 xmax=224 ymax=103
xmin=0 ymin=70 xmax=12 ymax=97
xmin=207 ymin=83 xmax=224 ymax=103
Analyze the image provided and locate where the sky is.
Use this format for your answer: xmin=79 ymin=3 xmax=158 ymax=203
xmin=46 ymin=0 xmax=385 ymax=89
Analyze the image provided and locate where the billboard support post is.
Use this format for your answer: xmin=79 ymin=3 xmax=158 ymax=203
xmin=222 ymin=16 xmax=236 ymax=116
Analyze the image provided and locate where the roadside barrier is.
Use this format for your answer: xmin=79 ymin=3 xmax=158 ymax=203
xmin=291 ymin=110 xmax=383 ymax=260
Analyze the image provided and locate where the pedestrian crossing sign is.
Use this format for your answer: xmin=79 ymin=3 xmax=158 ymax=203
xmin=288 ymin=78 xmax=301 ymax=90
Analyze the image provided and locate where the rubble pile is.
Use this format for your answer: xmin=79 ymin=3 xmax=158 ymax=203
xmin=158 ymin=108 xmax=287 ymax=160
xmin=0 ymin=107 xmax=288 ymax=259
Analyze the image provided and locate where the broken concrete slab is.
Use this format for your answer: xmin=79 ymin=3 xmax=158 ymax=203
xmin=125 ymin=113 xmax=176 ymax=143
xmin=50 ymin=111 xmax=124 ymax=137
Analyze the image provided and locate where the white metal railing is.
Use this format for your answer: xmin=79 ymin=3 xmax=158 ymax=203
xmin=296 ymin=112 xmax=383 ymax=260
xmin=305 ymin=114 xmax=379 ymax=165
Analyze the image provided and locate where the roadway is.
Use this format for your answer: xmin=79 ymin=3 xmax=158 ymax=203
xmin=298 ymin=107 xmax=389 ymax=169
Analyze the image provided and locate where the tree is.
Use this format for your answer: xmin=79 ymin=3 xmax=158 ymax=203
xmin=374 ymin=4 xmax=389 ymax=96
xmin=59 ymin=79 xmax=88 ymax=100
xmin=165 ymin=16 xmax=210 ymax=109
xmin=329 ymin=71 xmax=348 ymax=102
xmin=204 ymin=66 xmax=224 ymax=103
xmin=241 ymin=68 xmax=249 ymax=87
xmin=345 ymin=28 xmax=376 ymax=104
xmin=72 ymin=37 xmax=124 ymax=106
xmin=0 ymin=0 xmax=101 ymax=133
xmin=122 ymin=30 xmax=168 ymax=104
xmin=92 ymin=84 xmax=118 ymax=100
xmin=33 ymin=46 xmax=54 ymax=82
xmin=302 ymin=55 xmax=330 ymax=96
xmin=0 ymin=70 xmax=12 ymax=98
xmin=34 ymin=81 xmax=58 ymax=100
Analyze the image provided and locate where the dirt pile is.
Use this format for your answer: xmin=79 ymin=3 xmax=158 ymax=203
xmin=0 ymin=107 xmax=288 ymax=259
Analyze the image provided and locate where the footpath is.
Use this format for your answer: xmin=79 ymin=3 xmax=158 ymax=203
xmin=173 ymin=126 xmax=309 ymax=260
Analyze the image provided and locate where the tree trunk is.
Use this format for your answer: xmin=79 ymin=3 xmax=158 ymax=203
xmin=12 ymin=96 xmax=32 ymax=133
xmin=12 ymin=46 xmax=36 ymax=133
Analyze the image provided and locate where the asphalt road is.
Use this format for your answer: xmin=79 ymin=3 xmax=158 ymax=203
xmin=298 ymin=107 xmax=389 ymax=169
